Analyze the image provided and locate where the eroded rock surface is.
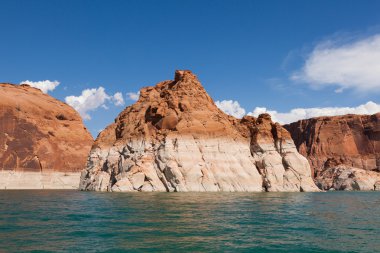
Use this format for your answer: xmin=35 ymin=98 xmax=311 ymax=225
xmin=0 ymin=83 xmax=93 ymax=188
xmin=285 ymin=114 xmax=380 ymax=190
xmin=316 ymin=166 xmax=380 ymax=191
xmin=80 ymin=70 xmax=318 ymax=192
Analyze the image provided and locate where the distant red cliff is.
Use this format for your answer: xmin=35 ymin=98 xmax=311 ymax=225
xmin=0 ymin=83 xmax=93 ymax=174
xmin=284 ymin=113 xmax=380 ymax=190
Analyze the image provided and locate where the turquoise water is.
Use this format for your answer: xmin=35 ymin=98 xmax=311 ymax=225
xmin=0 ymin=191 xmax=379 ymax=252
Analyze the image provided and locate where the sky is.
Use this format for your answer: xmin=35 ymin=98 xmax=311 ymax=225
xmin=1 ymin=0 xmax=380 ymax=137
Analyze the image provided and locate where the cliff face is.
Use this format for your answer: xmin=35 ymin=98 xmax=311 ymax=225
xmin=80 ymin=70 xmax=318 ymax=192
xmin=284 ymin=114 xmax=380 ymax=190
xmin=0 ymin=83 xmax=93 ymax=189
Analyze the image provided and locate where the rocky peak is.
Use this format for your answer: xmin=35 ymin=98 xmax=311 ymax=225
xmin=174 ymin=70 xmax=199 ymax=82
xmin=81 ymin=70 xmax=319 ymax=192
xmin=103 ymin=70 xmax=235 ymax=145
xmin=257 ymin=113 xmax=272 ymax=122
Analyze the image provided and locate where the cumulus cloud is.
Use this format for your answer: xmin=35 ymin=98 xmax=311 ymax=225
xmin=291 ymin=34 xmax=380 ymax=93
xmin=20 ymin=80 xmax=60 ymax=93
xmin=215 ymin=100 xmax=246 ymax=118
xmin=112 ymin=92 xmax=125 ymax=106
xmin=248 ymin=101 xmax=380 ymax=124
xmin=65 ymin=87 xmax=124 ymax=120
xmin=126 ymin=91 xmax=140 ymax=101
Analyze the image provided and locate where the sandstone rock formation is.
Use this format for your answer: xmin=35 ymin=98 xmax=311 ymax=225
xmin=316 ymin=165 xmax=380 ymax=191
xmin=80 ymin=70 xmax=319 ymax=192
xmin=0 ymin=83 xmax=93 ymax=189
xmin=285 ymin=114 xmax=380 ymax=190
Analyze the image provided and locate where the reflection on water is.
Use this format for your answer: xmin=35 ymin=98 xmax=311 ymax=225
xmin=0 ymin=191 xmax=379 ymax=252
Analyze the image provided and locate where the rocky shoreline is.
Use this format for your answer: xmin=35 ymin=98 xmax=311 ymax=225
xmin=1 ymin=71 xmax=379 ymax=191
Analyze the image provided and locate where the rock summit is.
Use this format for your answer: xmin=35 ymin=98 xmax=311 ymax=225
xmin=80 ymin=70 xmax=318 ymax=192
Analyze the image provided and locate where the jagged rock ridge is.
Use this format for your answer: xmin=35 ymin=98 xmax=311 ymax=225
xmin=80 ymin=70 xmax=318 ymax=192
xmin=0 ymin=83 xmax=93 ymax=189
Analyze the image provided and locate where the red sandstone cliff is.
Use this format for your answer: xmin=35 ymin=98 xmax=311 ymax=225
xmin=0 ymin=83 xmax=93 ymax=174
xmin=284 ymin=114 xmax=380 ymax=190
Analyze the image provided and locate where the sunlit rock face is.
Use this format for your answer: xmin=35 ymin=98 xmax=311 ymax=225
xmin=80 ymin=70 xmax=319 ymax=192
xmin=0 ymin=83 xmax=93 ymax=189
xmin=316 ymin=166 xmax=380 ymax=191
xmin=285 ymin=113 xmax=380 ymax=190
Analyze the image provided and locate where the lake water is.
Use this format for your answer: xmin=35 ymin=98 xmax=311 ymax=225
xmin=0 ymin=191 xmax=379 ymax=252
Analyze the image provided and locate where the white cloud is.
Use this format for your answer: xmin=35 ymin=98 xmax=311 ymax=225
xmin=126 ymin=91 xmax=140 ymax=101
xmin=215 ymin=100 xmax=246 ymax=118
xmin=248 ymin=101 xmax=380 ymax=124
xmin=292 ymin=34 xmax=380 ymax=93
xmin=65 ymin=87 xmax=124 ymax=120
xmin=20 ymin=80 xmax=60 ymax=93
xmin=112 ymin=92 xmax=125 ymax=106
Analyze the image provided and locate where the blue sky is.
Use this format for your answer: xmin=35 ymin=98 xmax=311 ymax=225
xmin=1 ymin=0 xmax=380 ymax=137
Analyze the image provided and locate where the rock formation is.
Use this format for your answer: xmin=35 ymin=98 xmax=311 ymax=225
xmin=285 ymin=114 xmax=380 ymax=190
xmin=80 ymin=70 xmax=319 ymax=192
xmin=0 ymin=83 xmax=93 ymax=189
xmin=316 ymin=165 xmax=380 ymax=191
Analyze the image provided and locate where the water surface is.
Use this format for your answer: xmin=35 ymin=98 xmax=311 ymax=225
xmin=0 ymin=191 xmax=379 ymax=252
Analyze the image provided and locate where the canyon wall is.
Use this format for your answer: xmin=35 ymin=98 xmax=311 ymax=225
xmin=285 ymin=114 xmax=380 ymax=190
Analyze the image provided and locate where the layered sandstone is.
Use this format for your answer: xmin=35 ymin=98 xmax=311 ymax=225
xmin=80 ymin=70 xmax=318 ymax=192
xmin=0 ymin=83 xmax=93 ymax=189
xmin=285 ymin=114 xmax=380 ymax=190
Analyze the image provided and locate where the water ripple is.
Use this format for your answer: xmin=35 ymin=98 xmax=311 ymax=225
xmin=0 ymin=191 xmax=379 ymax=252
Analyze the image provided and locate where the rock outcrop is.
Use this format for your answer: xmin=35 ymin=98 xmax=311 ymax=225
xmin=80 ymin=70 xmax=318 ymax=192
xmin=316 ymin=165 xmax=380 ymax=191
xmin=285 ymin=114 xmax=380 ymax=190
xmin=0 ymin=83 xmax=93 ymax=189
